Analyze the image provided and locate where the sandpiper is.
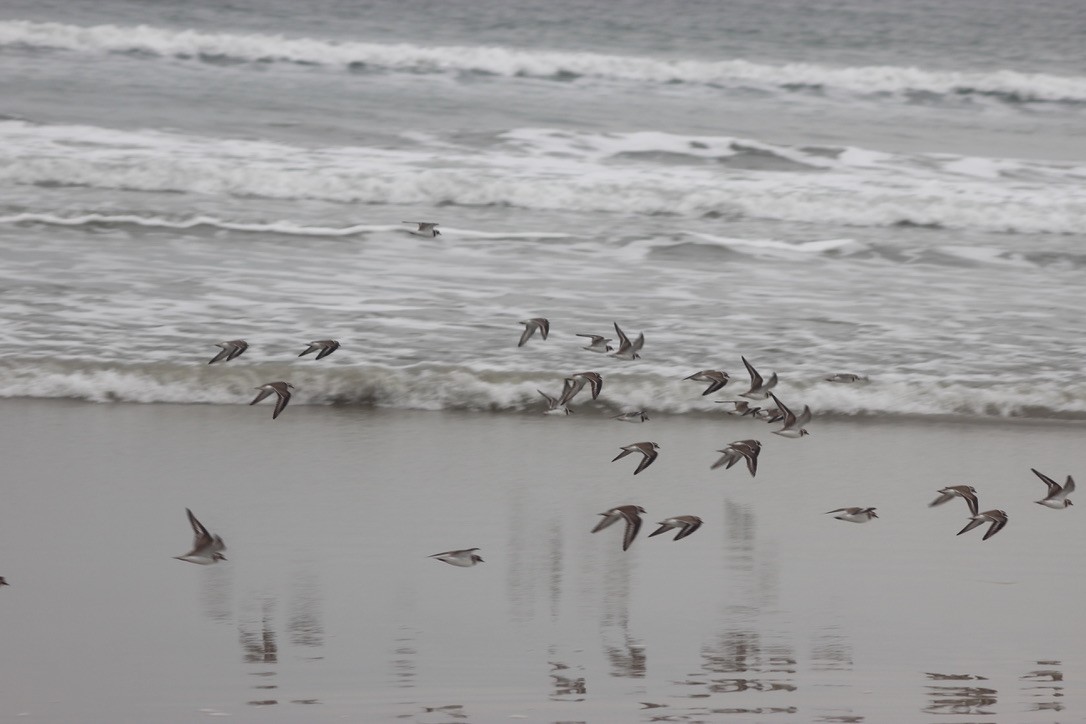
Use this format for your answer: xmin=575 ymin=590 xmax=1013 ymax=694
xmin=768 ymin=392 xmax=811 ymax=438
xmin=929 ymin=485 xmax=980 ymax=516
xmin=826 ymin=507 xmax=878 ymax=523
xmin=208 ymin=339 xmax=248 ymax=364
xmin=403 ymin=221 xmax=440 ymax=237
xmin=612 ymin=441 xmax=660 ymax=475
xmin=559 ymin=371 xmax=603 ymax=405
xmin=250 ymin=381 xmax=294 ymax=420
xmin=613 ymin=410 xmax=650 ymax=423
xmin=174 ymin=508 xmax=227 ymax=564
xmin=538 ymin=388 xmax=573 ymax=416
xmin=826 ymin=373 xmax=868 ymax=383
xmin=715 ymin=400 xmax=762 ymax=418
xmin=299 ymin=339 xmax=340 ymax=360
xmin=957 ymin=509 xmax=1008 ymax=540
xmin=1032 ymin=468 xmax=1074 ymax=509
xmin=518 ymin=318 xmax=550 ymax=347
xmin=710 ymin=439 xmax=762 ymax=477
xmin=648 ymin=515 xmax=703 ymax=541
xmin=684 ymin=370 xmax=730 ymax=396
xmin=739 ymin=356 xmax=778 ymax=399
xmin=577 ymin=333 xmax=614 ymax=353
xmin=591 ymin=505 xmax=646 ymax=551
xmin=429 ymin=548 xmax=484 ymax=567
xmin=610 ymin=322 xmax=644 ymax=360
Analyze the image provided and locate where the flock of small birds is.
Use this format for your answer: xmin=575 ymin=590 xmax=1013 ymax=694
xmin=169 ymin=315 xmax=1075 ymax=570
xmin=5 ymin=305 xmax=1069 ymax=583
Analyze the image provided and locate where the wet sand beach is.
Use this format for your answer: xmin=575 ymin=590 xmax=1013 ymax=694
xmin=0 ymin=399 xmax=1083 ymax=722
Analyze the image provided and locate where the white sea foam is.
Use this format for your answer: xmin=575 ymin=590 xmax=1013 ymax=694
xmin=0 ymin=360 xmax=1083 ymax=421
xmin=3 ymin=121 xmax=1084 ymax=235
xmin=3 ymin=20 xmax=1086 ymax=102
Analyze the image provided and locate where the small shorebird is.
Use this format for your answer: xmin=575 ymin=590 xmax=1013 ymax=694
xmin=768 ymin=392 xmax=811 ymax=438
xmin=429 ymin=548 xmax=484 ymax=567
xmin=612 ymin=441 xmax=660 ymax=475
xmin=592 ymin=505 xmax=646 ymax=551
xmin=403 ymin=221 xmax=440 ymax=237
xmin=613 ymin=410 xmax=649 ymax=423
xmin=715 ymin=400 xmax=762 ymax=418
xmin=610 ymin=322 xmax=644 ymax=360
xmin=827 ymin=507 xmax=879 ymax=523
xmin=649 ymin=515 xmax=703 ymax=541
xmin=174 ymin=508 xmax=227 ymax=564
xmin=1032 ymin=468 xmax=1074 ymax=509
xmin=957 ymin=509 xmax=1008 ymax=540
xmin=299 ymin=339 xmax=340 ymax=360
xmin=929 ymin=485 xmax=980 ymax=516
xmin=250 ymin=381 xmax=294 ymax=420
xmin=684 ymin=370 xmax=730 ymax=396
xmin=518 ymin=318 xmax=550 ymax=347
xmin=826 ymin=373 xmax=868 ymax=383
xmin=208 ymin=339 xmax=248 ymax=364
xmin=538 ymin=388 xmax=574 ymax=416
xmin=739 ymin=356 xmax=778 ymax=399
xmin=710 ymin=439 xmax=762 ymax=477
xmin=559 ymin=371 xmax=603 ymax=405
xmin=0 ymin=576 xmax=7 ymax=587
xmin=577 ymin=333 xmax=613 ymax=353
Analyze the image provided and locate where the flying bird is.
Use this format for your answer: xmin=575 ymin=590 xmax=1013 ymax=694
xmin=929 ymin=485 xmax=980 ymax=516
xmin=403 ymin=221 xmax=440 ymax=237
xmin=648 ymin=515 xmax=703 ymax=541
xmin=591 ymin=505 xmax=646 ymax=551
xmin=957 ymin=509 xmax=1008 ymax=540
xmin=559 ymin=371 xmax=603 ymax=405
xmin=174 ymin=508 xmax=227 ymax=564
xmin=577 ymin=333 xmax=613 ymax=353
xmin=768 ymin=392 xmax=811 ymax=438
xmin=612 ymin=441 xmax=660 ymax=475
xmin=538 ymin=388 xmax=574 ymax=416
xmin=684 ymin=370 xmax=730 ymax=395
xmin=1031 ymin=468 xmax=1074 ymax=509
xmin=208 ymin=339 xmax=248 ymax=364
xmin=250 ymin=381 xmax=294 ymax=420
xmin=710 ymin=439 xmax=762 ymax=477
xmin=610 ymin=322 xmax=644 ymax=360
xmin=429 ymin=548 xmax=484 ymax=567
xmin=739 ymin=356 xmax=778 ymax=399
xmin=826 ymin=507 xmax=879 ymax=523
xmin=299 ymin=339 xmax=340 ymax=360
xmin=518 ymin=318 xmax=550 ymax=347
xmin=612 ymin=410 xmax=650 ymax=423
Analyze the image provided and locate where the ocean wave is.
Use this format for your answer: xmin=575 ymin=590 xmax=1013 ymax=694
xmin=0 ymin=360 xmax=1083 ymax=421
xmin=3 ymin=121 xmax=1085 ymax=236
xmin=3 ymin=20 xmax=1086 ymax=103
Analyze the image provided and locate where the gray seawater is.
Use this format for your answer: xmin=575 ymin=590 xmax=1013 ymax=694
xmin=0 ymin=0 xmax=1085 ymax=420
xmin=0 ymin=402 xmax=1084 ymax=723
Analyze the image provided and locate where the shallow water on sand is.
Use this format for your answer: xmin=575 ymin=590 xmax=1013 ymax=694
xmin=0 ymin=401 xmax=1082 ymax=722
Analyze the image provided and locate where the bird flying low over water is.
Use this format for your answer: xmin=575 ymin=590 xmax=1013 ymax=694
xmin=1031 ymin=468 xmax=1074 ymax=509
xmin=518 ymin=318 xmax=550 ymax=347
xmin=208 ymin=339 xmax=248 ymax=364
xmin=825 ymin=373 xmax=868 ymax=383
xmin=957 ymin=509 xmax=1008 ymax=540
xmin=684 ymin=370 xmax=730 ymax=395
xmin=592 ymin=505 xmax=646 ymax=551
xmin=710 ymin=439 xmax=762 ymax=477
xmin=739 ymin=356 xmax=778 ymax=399
xmin=250 ymin=381 xmax=294 ymax=420
xmin=612 ymin=410 xmax=649 ymax=423
xmin=299 ymin=339 xmax=340 ymax=360
xmin=577 ymin=333 xmax=613 ymax=353
xmin=649 ymin=515 xmax=703 ymax=541
xmin=715 ymin=400 xmax=762 ymax=418
xmin=768 ymin=392 xmax=811 ymax=438
xmin=612 ymin=441 xmax=660 ymax=475
xmin=610 ymin=322 xmax=644 ymax=360
xmin=403 ymin=221 xmax=440 ymax=237
xmin=827 ymin=507 xmax=879 ymax=523
xmin=429 ymin=548 xmax=484 ymax=567
xmin=174 ymin=508 xmax=227 ymax=564
xmin=538 ymin=388 xmax=574 ymax=416
xmin=559 ymin=371 xmax=603 ymax=405
xmin=929 ymin=485 xmax=980 ymax=516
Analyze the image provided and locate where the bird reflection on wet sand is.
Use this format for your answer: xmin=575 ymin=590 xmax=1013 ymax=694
xmin=923 ymin=672 xmax=996 ymax=716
